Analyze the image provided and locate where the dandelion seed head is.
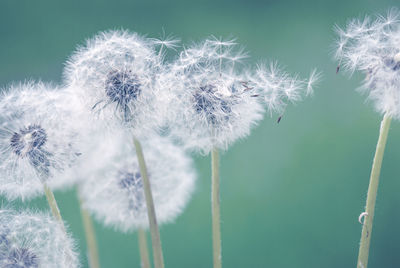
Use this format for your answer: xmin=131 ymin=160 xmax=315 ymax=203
xmin=79 ymin=132 xmax=196 ymax=232
xmin=164 ymin=38 xmax=264 ymax=154
xmin=0 ymin=82 xmax=88 ymax=200
xmin=64 ymin=30 xmax=164 ymax=133
xmin=0 ymin=209 xmax=79 ymax=268
xmin=335 ymin=8 xmax=400 ymax=119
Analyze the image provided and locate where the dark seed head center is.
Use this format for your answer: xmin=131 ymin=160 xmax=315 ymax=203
xmin=10 ymin=125 xmax=47 ymax=157
xmin=193 ymin=84 xmax=232 ymax=124
xmin=105 ymin=71 xmax=142 ymax=107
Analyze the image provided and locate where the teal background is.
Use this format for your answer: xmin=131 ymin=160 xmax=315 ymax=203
xmin=1 ymin=0 xmax=400 ymax=267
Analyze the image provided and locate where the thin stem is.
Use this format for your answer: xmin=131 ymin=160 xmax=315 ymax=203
xmin=211 ymin=148 xmax=221 ymax=268
xmin=43 ymin=182 xmax=65 ymax=230
xmin=77 ymin=189 xmax=101 ymax=268
xmin=133 ymin=137 xmax=165 ymax=268
xmin=138 ymin=228 xmax=151 ymax=268
xmin=357 ymin=113 xmax=392 ymax=268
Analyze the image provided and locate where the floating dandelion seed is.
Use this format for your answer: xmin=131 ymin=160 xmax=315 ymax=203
xmin=335 ymin=8 xmax=400 ymax=119
xmin=64 ymin=30 xmax=165 ymax=133
xmin=0 ymin=209 xmax=80 ymax=268
xmin=79 ymin=132 xmax=196 ymax=232
xmin=249 ymin=63 xmax=320 ymax=115
xmin=0 ymin=82 xmax=87 ymax=200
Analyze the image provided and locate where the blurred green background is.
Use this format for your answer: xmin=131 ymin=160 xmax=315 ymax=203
xmin=1 ymin=0 xmax=400 ymax=267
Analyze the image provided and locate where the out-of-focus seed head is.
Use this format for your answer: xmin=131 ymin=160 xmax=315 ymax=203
xmin=0 ymin=209 xmax=80 ymax=268
xmin=78 ymin=131 xmax=196 ymax=232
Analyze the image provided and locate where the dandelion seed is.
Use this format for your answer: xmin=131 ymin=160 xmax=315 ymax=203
xmin=249 ymin=62 xmax=320 ymax=115
xmin=0 ymin=209 xmax=80 ymax=268
xmin=79 ymin=131 xmax=196 ymax=232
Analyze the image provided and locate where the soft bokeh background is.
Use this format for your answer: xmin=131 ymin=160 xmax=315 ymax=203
xmin=1 ymin=0 xmax=400 ymax=267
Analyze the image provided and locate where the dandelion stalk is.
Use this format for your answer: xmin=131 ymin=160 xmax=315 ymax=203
xmin=43 ymin=182 xmax=65 ymax=230
xmin=211 ymin=148 xmax=221 ymax=268
xmin=133 ymin=137 xmax=164 ymax=268
xmin=138 ymin=228 xmax=151 ymax=268
xmin=357 ymin=113 xmax=391 ymax=268
xmin=78 ymin=189 xmax=101 ymax=268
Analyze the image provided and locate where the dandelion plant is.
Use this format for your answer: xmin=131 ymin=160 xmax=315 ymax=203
xmin=78 ymin=131 xmax=195 ymax=267
xmin=0 ymin=82 xmax=86 ymax=229
xmin=163 ymin=37 xmax=317 ymax=267
xmin=335 ymin=8 xmax=400 ymax=268
xmin=64 ymin=30 xmax=170 ymax=268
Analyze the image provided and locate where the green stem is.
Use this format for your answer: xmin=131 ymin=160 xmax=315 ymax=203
xmin=211 ymin=148 xmax=221 ymax=268
xmin=138 ymin=228 xmax=151 ymax=268
xmin=133 ymin=137 xmax=165 ymax=268
xmin=77 ymin=189 xmax=101 ymax=268
xmin=43 ymin=182 xmax=65 ymax=230
xmin=357 ymin=113 xmax=392 ymax=268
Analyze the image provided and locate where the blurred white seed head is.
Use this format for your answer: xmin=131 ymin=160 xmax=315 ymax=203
xmin=0 ymin=208 xmax=79 ymax=268
xmin=335 ymin=8 xmax=400 ymax=119
xmin=63 ymin=30 xmax=166 ymax=134
xmin=163 ymin=37 xmax=264 ymax=154
xmin=0 ymin=82 xmax=87 ymax=200
xmin=79 ymin=131 xmax=196 ymax=232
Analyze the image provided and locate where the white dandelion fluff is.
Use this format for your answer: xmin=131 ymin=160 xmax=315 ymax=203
xmin=63 ymin=30 xmax=165 ymax=133
xmin=0 ymin=82 xmax=87 ymax=200
xmin=79 ymin=131 xmax=196 ymax=232
xmin=0 ymin=208 xmax=80 ymax=268
xmin=163 ymin=38 xmax=264 ymax=154
xmin=249 ymin=63 xmax=320 ymax=115
xmin=335 ymin=8 xmax=400 ymax=119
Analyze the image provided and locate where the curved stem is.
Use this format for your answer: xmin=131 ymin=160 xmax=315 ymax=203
xmin=78 ymin=189 xmax=101 ymax=268
xmin=133 ymin=137 xmax=165 ymax=268
xmin=138 ymin=228 xmax=151 ymax=268
xmin=357 ymin=113 xmax=392 ymax=268
xmin=211 ymin=148 xmax=221 ymax=268
xmin=43 ymin=182 xmax=65 ymax=230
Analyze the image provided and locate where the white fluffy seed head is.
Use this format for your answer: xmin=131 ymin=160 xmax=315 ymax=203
xmin=78 ymin=131 xmax=196 ymax=232
xmin=0 ymin=208 xmax=80 ymax=268
xmin=63 ymin=30 xmax=165 ymax=135
xmin=335 ymin=8 xmax=400 ymax=119
xmin=163 ymin=38 xmax=264 ymax=154
xmin=0 ymin=82 xmax=87 ymax=200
